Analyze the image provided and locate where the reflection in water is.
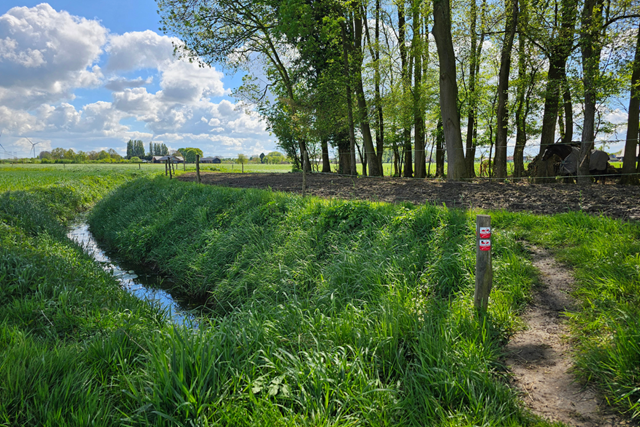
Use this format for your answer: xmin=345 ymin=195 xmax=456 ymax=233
xmin=67 ymin=223 xmax=196 ymax=325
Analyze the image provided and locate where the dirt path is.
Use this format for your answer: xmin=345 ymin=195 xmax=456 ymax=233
xmin=505 ymin=247 xmax=624 ymax=426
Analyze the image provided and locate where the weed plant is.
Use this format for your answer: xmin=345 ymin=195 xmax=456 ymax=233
xmin=493 ymin=211 xmax=640 ymax=418
xmin=89 ymin=176 xmax=548 ymax=426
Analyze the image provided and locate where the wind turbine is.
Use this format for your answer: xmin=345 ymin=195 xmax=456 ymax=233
xmin=25 ymin=137 xmax=39 ymax=159
xmin=0 ymin=132 xmax=3 ymax=159
xmin=0 ymin=132 xmax=8 ymax=160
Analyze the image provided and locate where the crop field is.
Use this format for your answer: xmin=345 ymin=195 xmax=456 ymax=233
xmin=0 ymin=167 xmax=638 ymax=426
xmin=0 ymin=161 xmax=538 ymax=179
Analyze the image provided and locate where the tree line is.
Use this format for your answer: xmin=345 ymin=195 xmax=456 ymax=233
xmin=158 ymin=0 xmax=640 ymax=183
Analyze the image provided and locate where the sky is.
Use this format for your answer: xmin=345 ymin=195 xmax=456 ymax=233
xmin=0 ymin=1 xmax=276 ymax=159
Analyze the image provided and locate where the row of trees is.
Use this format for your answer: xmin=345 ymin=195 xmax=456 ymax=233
xmin=39 ymin=148 xmax=123 ymax=162
xmin=126 ymin=140 xmax=146 ymax=159
xmin=177 ymin=147 xmax=204 ymax=163
xmin=158 ymin=0 xmax=640 ymax=183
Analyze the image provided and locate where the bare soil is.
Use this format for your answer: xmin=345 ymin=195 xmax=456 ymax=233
xmin=505 ymin=247 xmax=628 ymax=427
xmin=178 ymin=172 xmax=640 ymax=220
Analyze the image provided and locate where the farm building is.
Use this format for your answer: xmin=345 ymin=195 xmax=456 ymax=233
xmin=201 ymin=156 xmax=221 ymax=163
xmin=152 ymin=155 xmax=184 ymax=163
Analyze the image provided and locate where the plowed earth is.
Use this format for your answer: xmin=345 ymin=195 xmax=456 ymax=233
xmin=178 ymin=172 xmax=640 ymax=220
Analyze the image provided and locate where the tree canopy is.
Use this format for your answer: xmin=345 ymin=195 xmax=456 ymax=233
xmin=159 ymin=0 xmax=640 ymax=182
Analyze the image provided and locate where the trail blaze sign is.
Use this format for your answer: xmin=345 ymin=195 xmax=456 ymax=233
xmin=479 ymin=239 xmax=491 ymax=251
xmin=479 ymin=227 xmax=491 ymax=239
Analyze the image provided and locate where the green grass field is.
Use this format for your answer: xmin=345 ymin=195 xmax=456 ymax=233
xmin=0 ymin=167 xmax=638 ymax=425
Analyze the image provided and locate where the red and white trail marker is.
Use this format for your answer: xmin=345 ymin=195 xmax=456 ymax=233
xmin=479 ymin=239 xmax=491 ymax=251
xmin=479 ymin=227 xmax=491 ymax=239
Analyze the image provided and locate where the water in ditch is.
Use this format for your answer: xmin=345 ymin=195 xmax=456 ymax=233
xmin=68 ymin=222 xmax=197 ymax=325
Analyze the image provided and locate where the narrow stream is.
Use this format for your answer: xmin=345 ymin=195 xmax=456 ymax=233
xmin=67 ymin=223 xmax=196 ymax=325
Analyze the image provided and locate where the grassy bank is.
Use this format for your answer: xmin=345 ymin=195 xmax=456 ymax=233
xmin=0 ymin=169 xmax=166 ymax=425
xmin=88 ymin=176 xmax=549 ymax=426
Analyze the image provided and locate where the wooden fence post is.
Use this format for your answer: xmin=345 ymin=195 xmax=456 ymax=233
xmin=474 ymin=215 xmax=493 ymax=312
xmin=167 ymin=159 xmax=172 ymax=179
xmin=302 ymin=147 xmax=307 ymax=197
xmin=196 ymin=155 xmax=201 ymax=184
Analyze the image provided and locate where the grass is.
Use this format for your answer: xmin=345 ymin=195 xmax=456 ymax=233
xmin=0 ymin=169 xmax=165 ymax=425
xmin=2 ymin=165 xmax=637 ymax=425
xmin=88 ymin=176 xmax=548 ymax=426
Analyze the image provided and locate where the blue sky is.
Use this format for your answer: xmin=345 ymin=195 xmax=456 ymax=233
xmin=0 ymin=2 xmax=275 ymax=158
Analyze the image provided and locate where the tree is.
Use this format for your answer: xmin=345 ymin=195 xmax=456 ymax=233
xmin=178 ymin=147 xmax=204 ymax=163
xmin=577 ymin=0 xmax=605 ymax=184
xmin=433 ymin=0 xmax=467 ymax=180
xmin=493 ymin=0 xmax=518 ymax=178
xmin=535 ymin=0 xmax=578 ymax=159
xmin=265 ymin=151 xmax=286 ymax=164
xmin=108 ymin=149 xmax=122 ymax=161
xmin=621 ymin=20 xmax=640 ymax=184
xmin=237 ymin=153 xmax=248 ymax=172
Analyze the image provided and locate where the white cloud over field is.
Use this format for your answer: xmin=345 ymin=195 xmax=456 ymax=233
xmin=0 ymin=4 xmax=274 ymax=157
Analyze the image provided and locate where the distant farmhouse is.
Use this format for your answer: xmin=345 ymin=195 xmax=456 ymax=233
xmin=152 ymin=155 xmax=184 ymax=163
xmin=200 ymin=156 xmax=221 ymax=164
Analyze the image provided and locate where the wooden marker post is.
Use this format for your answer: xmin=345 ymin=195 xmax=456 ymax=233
xmin=167 ymin=159 xmax=172 ymax=179
xmin=474 ymin=215 xmax=493 ymax=312
xmin=196 ymin=154 xmax=201 ymax=184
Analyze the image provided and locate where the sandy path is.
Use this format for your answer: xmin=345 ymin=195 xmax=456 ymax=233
xmin=505 ymin=247 xmax=626 ymax=426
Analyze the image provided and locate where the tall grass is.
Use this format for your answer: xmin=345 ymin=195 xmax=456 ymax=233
xmin=0 ymin=169 xmax=164 ymax=425
xmin=89 ymin=176 xmax=546 ymax=426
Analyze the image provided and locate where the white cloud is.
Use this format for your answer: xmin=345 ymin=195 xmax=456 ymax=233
xmin=160 ymin=60 xmax=227 ymax=102
xmin=227 ymin=114 xmax=265 ymax=134
xmin=105 ymin=30 xmax=175 ymax=71
xmin=0 ymin=4 xmax=107 ymax=108
xmin=104 ymin=76 xmax=153 ymax=91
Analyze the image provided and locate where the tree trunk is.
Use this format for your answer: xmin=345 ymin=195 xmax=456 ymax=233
xmin=433 ymin=0 xmax=467 ymax=180
xmin=375 ymin=0 xmax=384 ymax=174
xmin=494 ymin=0 xmax=518 ymax=178
xmin=562 ymin=72 xmax=573 ymax=144
xmin=413 ymin=0 xmax=426 ymax=178
xmin=299 ymin=141 xmax=311 ymax=173
xmin=399 ymin=2 xmax=414 ymax=177
xmin=351 ymin=14 xmax=381 ymax=176
xmin=321 ymin=138 xmax=331 ymax=172
xmin=337 ymin=132 xmax=352 ymax=174
xmin=514 ymin=22 xmax=527 ymax=178
xmin=436 ymin=119 xmax=445 ymax=177
xmin=621 ymin=21 xmax=640 ymax=185
xmin=536 ymin=0 xmax=577 ymax=168
xmin=578 ymin=0 xmax=603 ymax=184
xmin=464 ymin=0 xmax=482 ymax=178
xmin=341 ymin=22 xmax=358 ymax=176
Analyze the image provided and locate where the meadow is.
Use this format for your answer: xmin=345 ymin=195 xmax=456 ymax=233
xmin=0 ymin=166 xmax=638 ymax=425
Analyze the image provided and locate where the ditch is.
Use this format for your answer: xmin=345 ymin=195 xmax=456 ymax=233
xmin=67 ymin=221 xmax=197 ymax=325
